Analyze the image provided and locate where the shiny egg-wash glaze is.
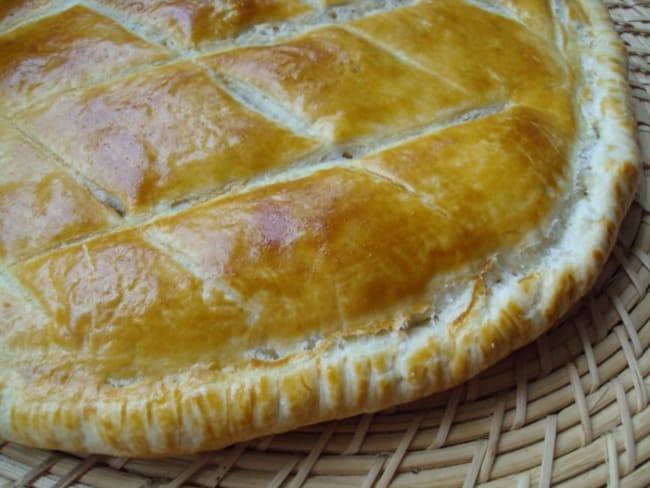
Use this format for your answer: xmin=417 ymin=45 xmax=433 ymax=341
xmin=0 ymin=0 xmax=640 ymax=455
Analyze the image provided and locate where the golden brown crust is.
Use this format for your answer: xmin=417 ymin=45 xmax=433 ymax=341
xmin=206 ymin=25 xmax=471 ymax=142
xmin=97 ymin=0 xmax=311 ymax=49
xmin=0 ymin=0 xmax=640 ymax=455
xmin=0 ymin=120 xmax=116 ymax=262
xmin=16 ymin=60 xmax=319 ymax=213
xmin=0 ymin=5 xmax=173 ymax=113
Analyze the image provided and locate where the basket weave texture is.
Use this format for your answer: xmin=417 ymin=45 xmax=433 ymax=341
xmin=2 ymin=1 xmax=650 ymax=486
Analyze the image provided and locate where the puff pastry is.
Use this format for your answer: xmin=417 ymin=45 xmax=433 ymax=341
xmin=0 ymin=0 xmax=640 ymax=455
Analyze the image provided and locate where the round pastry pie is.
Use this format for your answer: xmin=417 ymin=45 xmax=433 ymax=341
xmin=0 ymin=0 xmax=640 ymax=456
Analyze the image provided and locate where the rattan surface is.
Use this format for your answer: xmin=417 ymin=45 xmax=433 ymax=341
xmin=1 ymin=1 xmax=649 ymax=487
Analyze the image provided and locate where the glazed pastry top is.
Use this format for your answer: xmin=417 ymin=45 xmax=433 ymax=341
xmin=0 ymin=0 xmax=637 ymax=457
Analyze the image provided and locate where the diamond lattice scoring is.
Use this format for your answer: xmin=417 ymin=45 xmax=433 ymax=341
xmin=0 ymin=0 xmax=574 ymax=379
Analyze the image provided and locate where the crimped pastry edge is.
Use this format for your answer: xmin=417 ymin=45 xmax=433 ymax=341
xmin=0 ymin=0 xmax=641 ymax=456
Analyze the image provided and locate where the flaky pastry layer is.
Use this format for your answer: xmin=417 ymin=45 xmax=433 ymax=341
xmin=0 ymin=0 xmax=640 ymax=455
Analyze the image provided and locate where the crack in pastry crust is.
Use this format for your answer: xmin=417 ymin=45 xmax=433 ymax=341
xmin=0 ymin=0 xmax=640 ymax=455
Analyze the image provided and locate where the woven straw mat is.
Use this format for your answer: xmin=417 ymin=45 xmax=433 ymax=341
xmin=2 ymin=1 xmax=650 ymax=487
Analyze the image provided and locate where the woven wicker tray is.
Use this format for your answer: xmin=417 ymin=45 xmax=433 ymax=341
xmin=2 ymin=1 xmax=649 ymax=486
